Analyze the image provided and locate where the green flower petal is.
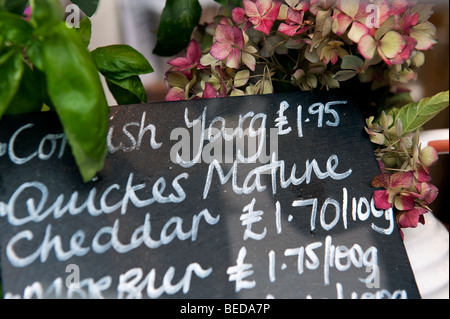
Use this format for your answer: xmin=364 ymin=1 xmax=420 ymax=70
xmin=380 ymin=31 xmax=406 ymax=59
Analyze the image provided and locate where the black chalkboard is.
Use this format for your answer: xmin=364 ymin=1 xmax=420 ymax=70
xmin=0 ymin=91 xmax=420 ymax=299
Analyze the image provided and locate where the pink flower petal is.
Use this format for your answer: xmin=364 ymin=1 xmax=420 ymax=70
xmin=23 ymin=6 xmax=31 ymax=20
xmin=398 ymin=210 xmax=421 ymax=228
xmin=287 ymin=7 xmax=303 ymax=24
xmin=373 ymin=190 xmax=392 ymax=210
xmin=418 ymin=182 xmax=439 ymax=205
xmin=232 ymin=26 xmax=245 ymax=48
xmin=296 ymin=26 xmax=310 ymax=35
xmin=391 ymin=36 xmax=417 ymax=65
xmin=168 ymin=57 xmax=191 ymax=68
xmin=249 ymin=16 xmax=263 ymax=27
xmin=395 ymin=193 xmax=416 ymax=211
xmin=202 ymin=83 xmax=218 ymax=99
xmin=330 ymin=51 xmax=339 ymax=65
xmin=219 ymin=17 xmax=233 ymax=26
xmin=295 ymin=1 xmax=310 ymax=12
xmin=376 ymin=1 xmax=392 ymax=25
xmin=256 ymin=0 xmax=273 ymax=15
xmin=186 ymin=40 xmax=202 ymax=64
xmin=265 ymin=1 xmax=282 ymax=20
xmin=391 ymin=0 xmax=409 ymax=15
xmin=414 ymin=167 xmax=431 ymax=183
xmin=243 ymin=0 xmax=260 ymax=18
xmin=390 ymin=171 xmax=414 ymax=188
xmin=333 ymin=13 xmax=352 ymax=36
xmin=419 ymin=146 xmax=439 ymax=169
xmin=244 ymin=0 xmax=281 ymax=34
xmin=278 ymin=23 xmax=300 ymax=36
xmin=377 ymin=160 xmax=385 ymax=172
xmin=358 ymin=34 xmax=377 ymax=60
xmin=232 ymin=7 xmax=247 ymax=24
xmin=227 ymin=48 xmax=241 ymax=69
xmin=210 ymin=42 xmax=232 ymax=60
xmin=425 ymin=184 xmax=439 ymax=205
xmin=402 ymin=13 xmax=419 ymax=33
xmin=348 ymin=21 xmax=369 ymax=43
xmin=215 ymin=24 xmax=235 ymax=44
xmin=165 ymin=87 xmax=185 ymax=101
xmin=255 ymin=18 xmax=276 ymax=35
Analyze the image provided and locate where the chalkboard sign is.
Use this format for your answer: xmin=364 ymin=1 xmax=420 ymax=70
xmin=0 ymin=91 xmax=420 ymax=299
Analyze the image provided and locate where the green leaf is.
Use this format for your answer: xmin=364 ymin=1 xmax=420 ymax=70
xmin=234 ymin=70 xmax=250 ymax=87
xmin=166 ymin=71 xmax=189 ymax=88
xmin=29 ymin=0 xmax=63 ymax=30
xmin=26 ymin=38 xmax=44 ymax=69
xmin=76 ymin=16 xmax=92 ymax=47
xmin=213 ymin=0 xmax=243 ymax=7
xmin=70 ymin=0 xmax=99 ymax=17
xmin=341 ymin=55 xmax=364 ymax=71
xmin=5 ymin=64 xmax=43 ymax=115
xmin=91 ymin=44 xmax=153 ymax=80
xmin=394 ymin=91 xmax=449 ymax=134
xmin=0 ymin=11 xmax=33 ymax=46
xmin=106 ymin=76 xmax=148 ymax=105
xmin=153 ymin=0 xmax=202 ymax=57
xmin=0 ymin=49 xmax=24 ymax=120
xmin=333 ymin=70 xmax=357 ymax=81
xmin=385 ymin=92 xmax=414 ymax=118
xmin=4 ymin=0 xmax=28 ymax=14
xmin=40 ymin=23 xmax=109 ymax=182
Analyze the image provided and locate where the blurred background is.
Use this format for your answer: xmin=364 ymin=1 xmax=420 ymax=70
xmin=78 ymin=0 xmax=448 ymax=227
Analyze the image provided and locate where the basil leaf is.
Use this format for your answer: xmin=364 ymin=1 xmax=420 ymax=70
xmin=106 ymin=76 xmax=147 ymax=105
xmin=106 ymin=79 xmax=141 ymax=105
xmin=26 ymin=37 xmax=44 ymax=70
xmin=76 ymin=16 xmax=92 ymax=47
xmin=394 ymin=91 xmax=449 ymax=134
xmin=91 ymin=44 xmax=153 ymax=80
xmin=153 ymin=0 xmax=202 ymax=56
xmin=27 ymin=41 xmax=56 ymax=108
xmin=0 ymin=49 xmax=24 ymax=120
xmin=0 ymin=11 xmax=33 ymax=46
xmin=5 ymin=64 xmax=43 ymax=115
xmin=29 ymin=0 xmax=63 ymax=30
xmin=41 ymin=23 xmax=109 ymax=182
xmin=70 ymin=0 xmax=99 ymax=17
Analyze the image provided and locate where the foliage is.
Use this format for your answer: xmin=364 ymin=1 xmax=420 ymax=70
xmin=159 ymin=0 xmax=437 ymax=101
xmin=157 ymin=0 xmax=449 ymax=230
xmin=70 ymin=0 xmax=99 ymax=17
xmin=154 ymin=0 xmax=203 ymax=56
xmin=154 ymin=0 xmax=243 ymax=56
xmin=366 ymin=91 xmax=448 ymax=232
xmin=0 ymin=0 xmax=153 ymax=182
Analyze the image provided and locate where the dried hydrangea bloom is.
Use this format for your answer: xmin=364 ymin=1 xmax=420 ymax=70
xmin=210 ymin=24 xmax=245 ymax=69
